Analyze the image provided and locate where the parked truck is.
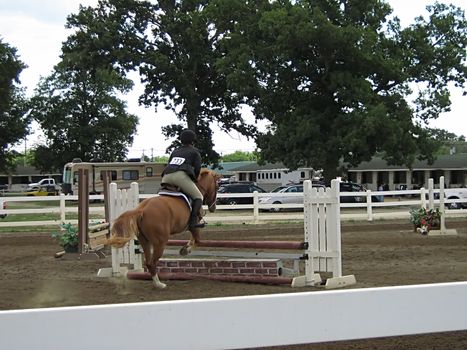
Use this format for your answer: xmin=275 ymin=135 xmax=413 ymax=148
xmin=444 ymin=187 xmax=467 ymax=209
xmin=26 ymin=178 xmax=61 ymax=195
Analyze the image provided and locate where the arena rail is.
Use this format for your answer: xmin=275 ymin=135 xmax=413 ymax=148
xmin=0 ymin=181 xmax=465 ymax=227
xmin=1 ymin=281 xmax=467 ymax=350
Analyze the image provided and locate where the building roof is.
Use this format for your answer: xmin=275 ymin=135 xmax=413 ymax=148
xmin=347 ymin=154 xmax=467 ymax=172
xmin=232 ymin=162 xmax=289 ymax=172
xmin=209 ymin=161 xmax=256 ymax=176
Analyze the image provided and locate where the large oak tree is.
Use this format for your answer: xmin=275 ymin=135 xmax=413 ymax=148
xmin=65 ymin=0 xmax=259 ymax=165
xmin=0 ymin=39 xmax=30 ymax=172
xmin=30 ymin=24 xmax=138 ymax=171
xmin=220 ymin=0 xmax=467 ymax=179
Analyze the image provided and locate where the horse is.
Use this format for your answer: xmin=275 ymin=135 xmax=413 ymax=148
xmin=106 ymin=168 xmax=221 ymax=289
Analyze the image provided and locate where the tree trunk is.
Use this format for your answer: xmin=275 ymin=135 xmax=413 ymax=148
xmin=321 ymin=157 xmax=340 ymax=185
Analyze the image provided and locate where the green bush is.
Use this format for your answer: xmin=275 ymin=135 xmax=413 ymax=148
xmin=51 ymin=223 xmax=78 ymax=250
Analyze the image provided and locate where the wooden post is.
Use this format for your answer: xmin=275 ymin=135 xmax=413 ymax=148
xmin=78 ymin=169 xmax=89 ymax=254
xmin=102 ymin=171 xmax=111 ymax=224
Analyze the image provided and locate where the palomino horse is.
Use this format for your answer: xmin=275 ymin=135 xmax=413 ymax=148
xmin=106 ymin=168 xmax=221 ymax=289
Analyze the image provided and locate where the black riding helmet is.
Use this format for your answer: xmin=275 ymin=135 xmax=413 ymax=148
xmin=180 ymin=129 xmax=197 ymax=145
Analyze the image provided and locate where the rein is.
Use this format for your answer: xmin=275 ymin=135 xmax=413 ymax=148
xmin=197 ymin=173 xmax=218 ymax=210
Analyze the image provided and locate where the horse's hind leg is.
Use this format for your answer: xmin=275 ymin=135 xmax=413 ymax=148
xmin=139 ymin=233 xmax=167 ymax=289
xmin=180 ymin=228 xmax=201 ymax=256
xmin=147 ymin=243 xmax=167 ymax=289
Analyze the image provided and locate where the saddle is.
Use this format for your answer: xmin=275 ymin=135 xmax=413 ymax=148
xmin=158 ymin=183 xmax=192 ymax=209
xmin=158 ymin=184 xmax=206 ymax=228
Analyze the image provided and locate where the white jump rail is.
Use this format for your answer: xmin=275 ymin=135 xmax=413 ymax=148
xmin=1 ymin=282 xmax=466 ymax=350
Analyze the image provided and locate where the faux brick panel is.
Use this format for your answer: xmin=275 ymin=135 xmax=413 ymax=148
xmin=156 ymin=258 xmax=283 ymax=277
xmin=232 ymin=262 xmax=247 ymax=268
xmin=245 ymin=262 xmax=262 ymax=268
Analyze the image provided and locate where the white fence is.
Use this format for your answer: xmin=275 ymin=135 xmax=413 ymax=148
xmin=0 ymin=184 xmax=466 ymax=228
xmin=1 ymin=281 xmax=467 ymax=349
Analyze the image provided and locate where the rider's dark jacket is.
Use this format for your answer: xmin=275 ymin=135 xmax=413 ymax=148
xmin=162 ymin=145 xmax=202 ymax=181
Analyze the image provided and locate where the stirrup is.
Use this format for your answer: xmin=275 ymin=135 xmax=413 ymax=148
xmin=189 ymin=219 xmax=206 ymax=229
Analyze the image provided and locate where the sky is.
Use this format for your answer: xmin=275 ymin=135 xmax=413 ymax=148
xmin=0 ymin=0 xmax=466 ymax=159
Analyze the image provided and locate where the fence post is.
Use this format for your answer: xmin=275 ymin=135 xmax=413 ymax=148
xmin=420 ymin=187 xmax=427 ymax=209
xmin=428 ymin=178 xmax=434 ymax=211
xmin=439 ymin=176 xmax=446 ymax=231
xmin=253 ymin=191 xmax=259 ymax=224
xmin=59 ymin=193 xmax=66 ymax=224
xmin=366 ymin=190 xmax=373 ymax=222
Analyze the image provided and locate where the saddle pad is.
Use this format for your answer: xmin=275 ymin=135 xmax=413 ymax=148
xmin=158 ymin=191 xmax=191 ymax=210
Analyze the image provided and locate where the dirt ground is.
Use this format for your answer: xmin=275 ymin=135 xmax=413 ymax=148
xmin=1 ymin=219 xmax=467 ymax=349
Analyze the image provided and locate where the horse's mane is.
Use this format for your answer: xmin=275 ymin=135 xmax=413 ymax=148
xmin=199 ymin=168 xmax=221 ymax=181
xmin=200 ymin=168 xmax=210 ymax=176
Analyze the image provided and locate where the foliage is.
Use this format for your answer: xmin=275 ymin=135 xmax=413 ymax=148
xmin=429 ymin=129 xmax=467 ymax=155
xmin=29 ymin=31 xmax=138 ymax=171
xmin=0 ymin=39 xmax=31 ymax=172
xmin=52 ymin=0 xmax=467 ymax=175
xmin=219 ymin=0 xmax=467 ymax=180
xmin=51 ymin=223 xmax=78 ymax=249
xmin=409 ymin=207 xmax=441 ymax=230
xmin=221 ymin=151 xmax=258 ymax=162
xmin=65 ymin=0 xmax=258 ymax=166
xmin=152 ymin=155 xmax=169 ymax=163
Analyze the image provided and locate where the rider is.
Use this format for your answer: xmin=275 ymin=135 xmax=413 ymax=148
xmin=161 ymin=129 xmax=204 ymax=229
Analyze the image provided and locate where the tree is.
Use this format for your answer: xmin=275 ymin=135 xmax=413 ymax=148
xmin=429 ymin=128 xmax=467 ymax=154
xmin=30 ymin=24 xmax=139 ymax=171
xmin=221 ymin=151 xmax=257 ymax=162
xmin=65 ymin=0 xmax=259 ymax=166
xmin=219 ymin=1 xmax=467 ymax=179
xmin=0 ymin=39 xmax=30 ymax=172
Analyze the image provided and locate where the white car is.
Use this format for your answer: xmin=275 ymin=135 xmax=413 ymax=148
xmin=259 ymin=184 xmax=325 ymax=212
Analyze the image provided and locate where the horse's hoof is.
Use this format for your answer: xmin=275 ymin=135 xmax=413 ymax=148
xmin=153 ymin=281 xmax=167 ymax=289
xmin=179 ymin=246 xmax=190 ymax=256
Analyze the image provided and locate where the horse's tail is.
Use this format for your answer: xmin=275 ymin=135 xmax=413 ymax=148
xmin=105 ymin=209 xmax=141 ymax=248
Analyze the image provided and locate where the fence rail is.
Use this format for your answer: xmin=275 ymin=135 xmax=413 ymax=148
xmin=0 ymin=187 xmax=466 ymax=228
xmin=1 ymin=281 xmax=467 ymax=349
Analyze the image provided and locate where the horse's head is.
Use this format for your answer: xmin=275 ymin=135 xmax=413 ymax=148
xmin=197 ymin=169 xmax=222 ymax=213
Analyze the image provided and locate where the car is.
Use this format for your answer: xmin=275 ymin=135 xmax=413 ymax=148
xmin=217 ymin=183 xmax=267 ymax=205
xmin=259 ymin=183 xmax=326 ymax=212
xmin=0 ymin=200 xmax=7 ymax=219
xmin=339 ymin=182 xmax=366 ymax=203
xmin=339 ymin=181 xmax=384 ymax=203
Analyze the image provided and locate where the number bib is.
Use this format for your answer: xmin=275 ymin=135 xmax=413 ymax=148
xmin=169 ymin=157 xmax=186 ymax=166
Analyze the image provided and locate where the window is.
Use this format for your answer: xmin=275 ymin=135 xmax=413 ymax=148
xmin=450 ymin=170 xmax=464 ymax=185
xmin=300 ymin=171 xmax=305 ymax=178
xmin=251 ymin=185 xmax=266 ymax=193
xmin=393 ymin=171 xmax=406 ymax=184
xmin=430 ymin=170 xmax=444 ymax=184
xmin=412 ymin=171 xmax=425 ymax=187
xmin=347 ymin=172 xmax=357 ymax=182
xmin=123 ymin=170 xmax=139 ymax=181
xmin=361 ymin=172 xmax=373 ymax=184
xmin=146 ymin=167 xmax=153 ymax=177
xmin=100 ymin=171 xmax=117 ymax=181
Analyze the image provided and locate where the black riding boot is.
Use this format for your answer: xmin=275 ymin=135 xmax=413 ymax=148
xmin=189 ymin=198 xmax=205 ymax=229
